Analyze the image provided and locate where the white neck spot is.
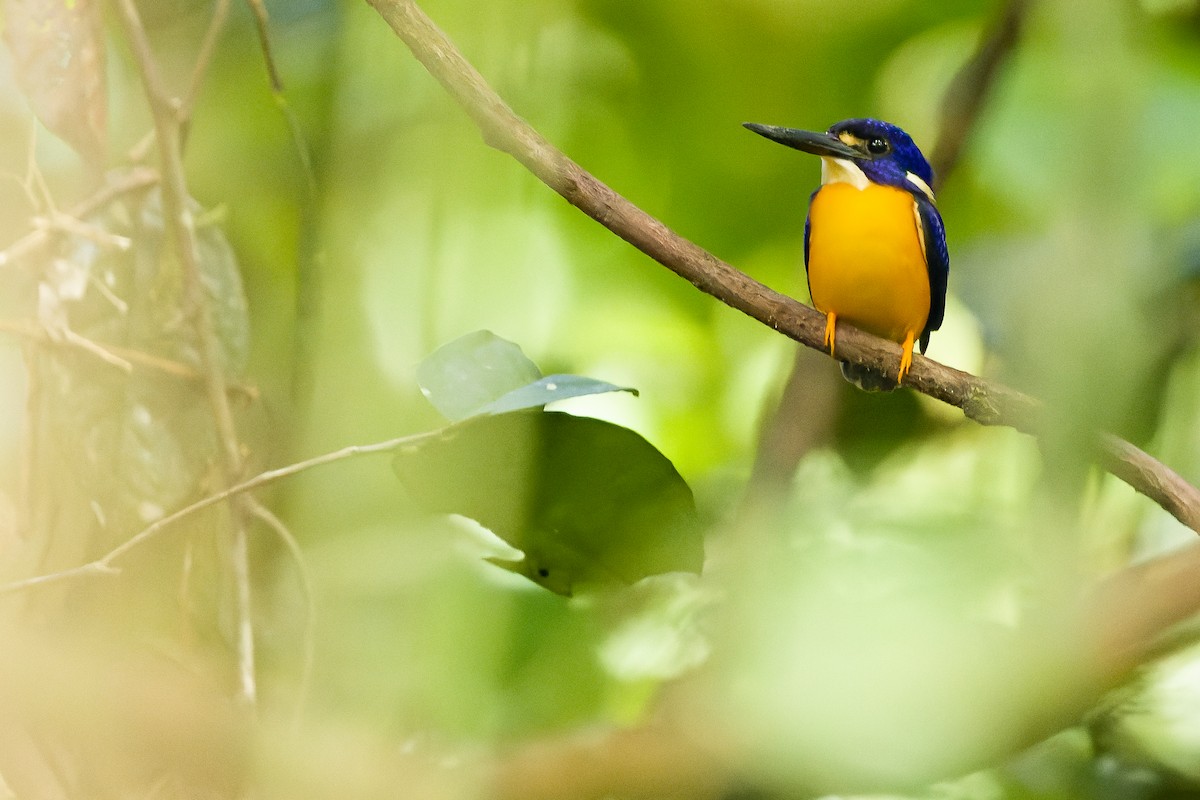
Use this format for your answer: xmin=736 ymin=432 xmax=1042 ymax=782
xmin=820 ymin=157 xmax=869 ymax=190
xmin=905 ymin=171 xmax=936 ymax=202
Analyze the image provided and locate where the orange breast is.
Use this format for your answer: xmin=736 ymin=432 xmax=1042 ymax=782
xmin=807 ymin=182 xmax=930 ymax=344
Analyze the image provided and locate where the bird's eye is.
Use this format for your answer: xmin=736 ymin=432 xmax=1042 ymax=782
xmin=867 ymin=137 xmax=889 ymax=155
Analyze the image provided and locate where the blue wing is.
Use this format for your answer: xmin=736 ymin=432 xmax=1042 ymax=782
xmin=916 ymin=195 xmax=949 ymax=354
xmin=803 ymin=188 xmax=818 ymax=299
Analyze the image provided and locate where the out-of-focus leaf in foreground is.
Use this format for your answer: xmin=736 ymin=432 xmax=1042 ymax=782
xmin=415 ymin=330 xmax=543 ymax=421
xmin=2 ymin=0 xmax=107 ymax=163
xmin=476 ymin=373 xmax=637 ymax=417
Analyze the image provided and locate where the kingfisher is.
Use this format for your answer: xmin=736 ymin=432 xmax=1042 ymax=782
xmin=743 ymin=118 xmax=948 ymax=388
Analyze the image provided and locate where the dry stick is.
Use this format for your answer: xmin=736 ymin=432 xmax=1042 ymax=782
xmin=242 ymin=0 xmax=321 ymax=417
xmin=20 ymin=122 xmax=59 ymax=218
xmin=0 ymin=167 xmax=159 ymax=268
xmin=180 ymin=0 xmax=233 ymax=119
xmin=37 ymin=210 xmax=132 ymax=252
xmin=245 ymin=0 xmax=316 ymax=194
xmin=365 ymin=0 xmax=1200 ymax=534
xmin=114 ymin=0 xmax=257 ymax=708
xmin=0 ymin=319 xmax=134 ymax=373
xmin=0 ymin=433 xmax=427 ymax=596
xmin=0 ymin=319 xmax=258 ymax=399
xmin=237 ymin=3 xmax=325 ymax=716
xmin=14 ymin=120 xmax=48 ymax=212
xmin=244 ymin=498 xmax=317 ymax=728
xmin=246 ymin=0 xmax=284 ymax=94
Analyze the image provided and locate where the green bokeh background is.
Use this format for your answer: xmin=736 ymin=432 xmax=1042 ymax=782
xmin=5 ymin=0 xmax=1200 ymax=797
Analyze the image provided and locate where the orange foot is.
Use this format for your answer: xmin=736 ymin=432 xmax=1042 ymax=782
xmin=823 ymin=312 xmax=838 ymax=358
xmin=898 ymin=330 xmax=915 ymax=382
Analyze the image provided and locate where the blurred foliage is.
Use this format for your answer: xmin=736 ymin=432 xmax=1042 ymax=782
xmin=396 ymin=329 xmax=701 ymax=595
xmin=2 ymin=0 xmax=1200 ymax=798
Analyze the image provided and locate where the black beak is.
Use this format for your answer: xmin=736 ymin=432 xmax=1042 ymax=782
xmin=742 ymin=123 xmax=863 ymax=160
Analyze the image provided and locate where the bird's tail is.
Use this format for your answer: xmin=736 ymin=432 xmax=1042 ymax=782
xmin=840 ymin=360 xmax=898 ymax=392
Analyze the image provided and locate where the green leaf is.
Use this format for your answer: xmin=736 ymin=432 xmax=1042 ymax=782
xmin=475 ymin=374 xmax=637 ymax=417
xmin=394 ymin=412 xmax=703 ymax=596
xmin=416 ymin=331 xmax=542 ymax=421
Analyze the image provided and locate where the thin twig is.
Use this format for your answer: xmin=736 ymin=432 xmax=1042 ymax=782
xmin=0 ymin=431 xmax=430 ymax=597
xmin=0 ymin=167 xmax=159 ymax=268
xmin=246 ymin=499 xmax=317 ymax=728
xmin=0 ymin=314 xmax=135 ymax=375
xmin=0 ymin=561 xmax=119 ymax=595
xmin=113 ymin=6 xmax=241 ymax=462
xmin=245 ymin=0 xmax=283 ymax=93
xmin=235 ymin=0 xmax=328 ymax=690
xmin=23 ymin=122 xmax=58 ymax=216
xmin=36 ymin=211 xmax=132 ymax=252
xmin=86 ymin=269 xmax=130 ymax=314
xmin=57 ymin=328 xmax=133 ymax=372
xmin=244 ymin=0 xmax=315 ymax=192
xmin=227 ymin=511 xmax=256 ymax=705
xmin=0 ymin=318 xmax=258 ymax=397
xmin=6 ymin=119 xmax=42 ymax=210
xmin=242 ymin=0 xmax=321 ymax=442
xmin=127 ymin=129 xmax=157 ymax=164
xmin=364 ymin=0 xmax=1200 ymax=536
xmin=180 ymin=0 xmax=233 ymax=119
xmin=115 ymin=0 xmax=257 ymax=706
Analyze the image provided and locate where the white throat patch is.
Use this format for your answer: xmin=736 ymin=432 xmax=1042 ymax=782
xmin=905 ymin=171 xmax=936 ymax=202
xmin=820 ymin=157 xmax=869 ymax=190
xmin=819 ymin=157 xmax=939 ymax=203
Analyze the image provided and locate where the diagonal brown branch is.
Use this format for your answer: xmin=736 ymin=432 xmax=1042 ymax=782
xmin=365 ymin=0 xmax=1200 ymax=535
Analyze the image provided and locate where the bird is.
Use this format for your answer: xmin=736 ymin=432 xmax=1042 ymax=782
xmin=743 ymin=118 xmax=948 ymax=390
